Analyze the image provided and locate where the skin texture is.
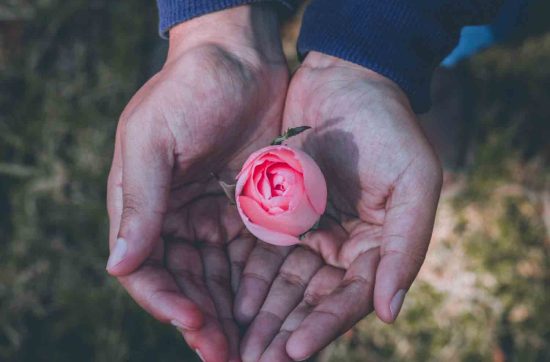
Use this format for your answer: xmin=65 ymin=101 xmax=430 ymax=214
xmin=105 ymin=5 xmax=289 ymax=362
xmin=106 ymin=6 xmax=443 ymax=360
xmin=236 ymin=51 xmax=443 ymax=362
xmin=236 ymin=145 xmax=327 ymax=246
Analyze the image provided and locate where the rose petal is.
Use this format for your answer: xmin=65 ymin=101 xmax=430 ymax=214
xmin=267 ymin=163 xmax=300 ymax=198
xmin=290 ymin=148 xmax=327 ymax=215
xmin=236 ymin=196 xmax=300 ymax=246
xmin=268 ymin=206 xmax=285 ymax=214
xmin=236 ymin=165 xmax=250 ymax=198
xmin=239 ymin=194 xmax=318 ymax=236
xmin=243 ymin=161 xmax=269 ymax=200
xmin=262 ymin=195 xmax=290 ymax=212
xmin=236 ymin=148 xmax=269 ymax=181
xmin=243 ymin=176 xmax=259 ymax=200
xmin=267 ymin=146 xmax=302 ymax=173
xmin=235 ymin=145 xmax=327 ymax=247
xmin=258 ymin=169 xmax=272 ymax=199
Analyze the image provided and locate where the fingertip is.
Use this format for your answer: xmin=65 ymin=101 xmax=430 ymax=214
xmin=240 ymin=313 xmax=281 ymax=362
xmin=106 ymin=237 xmax=129 ymax=276
xmin=233 ymin=297 xmax=255 ymax=326
xmin=233 ymin=279 xmax=265 ymax=325
xmin=373 ymin=276 xmax=398 ymax=324
xmin=150 ymin=290 xmax=204 ymax=331
xmin=374 ymin=301 xmax=395 ymax=324
xmin=286 ymin=330 xmax=314 ymax=361
xmin=184 ymin=310 xmax=205 ymax=332
xmin=183 ymin=319 xmax=229 ymax=362
xmin=169 ymin=300 xmax=204 ymax=331
xmin=185 ymin=304 xmax=205 ymax=331
xmin=374 ymin=253 xmax=415 ymax=323
xmin=105 ymin=237 xmax=152 ymax=276
xmin=375 ymin=287 xmax=406 ymax=324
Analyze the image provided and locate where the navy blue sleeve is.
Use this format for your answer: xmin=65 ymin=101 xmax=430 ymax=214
xmin=156 ymin=0 xmax=297 ymax=38
xmin=298 ymin=0 xmax=506 ymax=113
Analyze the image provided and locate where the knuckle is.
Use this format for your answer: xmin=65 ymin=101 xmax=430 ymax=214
xmin=277 ymin=271 xmax=307 ymax=289
xmin=242 ymin=272 xmax=271 ymax=287
xmin=303 ymin=291 xmax=323 ymax=307
xmin=313 ymin=309 xmax=341 ymax=324
xmin=121 ymin=192 xmax=143 ymax=220
xmin=344 ymin=274 xmax=374 ymax=289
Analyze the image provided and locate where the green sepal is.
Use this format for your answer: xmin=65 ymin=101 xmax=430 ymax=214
xmin=299 ymin=219 xmax=321 ymax=240
xmin=212 ymin=173 xmax=236 ymax=205
xmin=271 ymin=126 xmax=312 ymax=145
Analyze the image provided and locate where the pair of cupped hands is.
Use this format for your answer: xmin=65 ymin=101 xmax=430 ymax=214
xmin=106 ymin=5 xmax=442 ymax=362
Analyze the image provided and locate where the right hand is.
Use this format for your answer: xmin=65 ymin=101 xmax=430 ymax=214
xmin=105 ymin=5 xmax=289 ymax=361
xmin=237 ymin=51 xmax=443 ymax=361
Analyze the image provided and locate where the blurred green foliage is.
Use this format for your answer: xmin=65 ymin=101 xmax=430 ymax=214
xmin=1 ymin=1 xmax=198 ymax=361
xmin=320 ymin=3 xmax=550 ymax=361
xmin=0 ymin=1 xmax=548 ymax=361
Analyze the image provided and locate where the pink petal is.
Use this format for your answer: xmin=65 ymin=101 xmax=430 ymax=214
xmin=243 ymin=173 xmax=260 ymax=200
xmin=267 ymin=146 xmax=302 ymax=172
xmin=262 ymin=195 xmax=290 ymax=211
xmin=267 ymin=163 xmax=300 ymax=198
xmin=290 ymin=148 xmax=327 ymax=215
xmin=239 ymin=194 xmax=319 ymax=236
xmin=236 ymin=196 xmax=300 ymax=246
xmin=258 ymin=167 xmax=272 ymax=199
xmin=236 ymin=148 xmax=268 ymax=180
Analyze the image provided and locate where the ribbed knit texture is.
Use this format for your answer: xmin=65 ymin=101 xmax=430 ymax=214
xmin=298 ymin=0 xmax=505 ymax=113
xmin=156 ymin=0 xmax=297 ymax=38
xmin=156 ymin=0 xmax=506 ymax=113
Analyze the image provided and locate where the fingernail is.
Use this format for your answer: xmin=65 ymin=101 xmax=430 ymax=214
xmin=106 ymin=238 xmax=127 ymax=270
xmin=390 ymin=289 xmax=407 ymax=320
xmin=195 ymin=349 xmax=205 ymax=362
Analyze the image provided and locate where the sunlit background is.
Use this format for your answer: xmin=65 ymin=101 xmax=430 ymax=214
xmin=1 ymin=1 xmax=548 ymax=361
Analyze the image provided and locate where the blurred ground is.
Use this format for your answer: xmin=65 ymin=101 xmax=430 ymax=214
xmin=0 ymin=1 xmax=548 ymax=361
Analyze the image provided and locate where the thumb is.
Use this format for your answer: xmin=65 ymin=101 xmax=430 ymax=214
xmin=374 ymin=163 xmax=442 ymax=323
xmin=107 ymin=117 xmax=175 ymax=276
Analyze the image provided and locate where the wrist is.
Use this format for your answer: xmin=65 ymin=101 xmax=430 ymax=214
xmin=302 ymin=51 xmax=409 ymax=105
xmin=302 ymin=51 xmax=390 ymax=83
xmin=167 ymin=4 xmax=284 ymax=65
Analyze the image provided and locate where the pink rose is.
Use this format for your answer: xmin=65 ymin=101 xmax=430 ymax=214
xmin=235 ymin=145 xmax=327 ymax=246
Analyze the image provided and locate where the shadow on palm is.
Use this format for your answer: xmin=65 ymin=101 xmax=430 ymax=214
xmin=237 ymin=125 xmax=383 ymax=362
xmin=237 ymin=54 xmax=442 ymax=361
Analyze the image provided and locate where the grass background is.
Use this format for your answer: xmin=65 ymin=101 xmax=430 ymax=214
xmin=0 ymin=1 xmax=548 ymax=361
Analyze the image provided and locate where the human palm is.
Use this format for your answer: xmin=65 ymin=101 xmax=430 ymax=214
xmin=106 ymin=9 xmax=289 ymax=361
xmin=237 ymin=52 xmax=442 ymax=361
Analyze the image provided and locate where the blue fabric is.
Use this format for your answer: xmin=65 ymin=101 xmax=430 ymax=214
xmin=442 ymin=0 xmax=528 ymax=67
xmin=441 ymin=26 xmax=495 ymax=67
xmin=156 ymin=0 xmax=296 ymax=38
xmin=156 ymin=0 xmax=520 ymax=113
xmin=298 ymin=0 xmax=506 ymax=113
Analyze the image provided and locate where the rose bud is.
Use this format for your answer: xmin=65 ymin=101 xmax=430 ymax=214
xmin=235 ymin=145 xmax=327 ymax=246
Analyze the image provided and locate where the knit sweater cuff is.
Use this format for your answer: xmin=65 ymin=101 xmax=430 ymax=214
xmin=298 ymin=0 xmax=503 ymax=113
xmin=157 ymin=0 xmax=297 ymax=38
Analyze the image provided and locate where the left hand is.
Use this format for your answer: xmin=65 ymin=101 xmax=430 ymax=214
xmin=106 ymin=5 xmax=289 ymax=361
xmin=235 ymin=51 xmax=443 ymax=361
